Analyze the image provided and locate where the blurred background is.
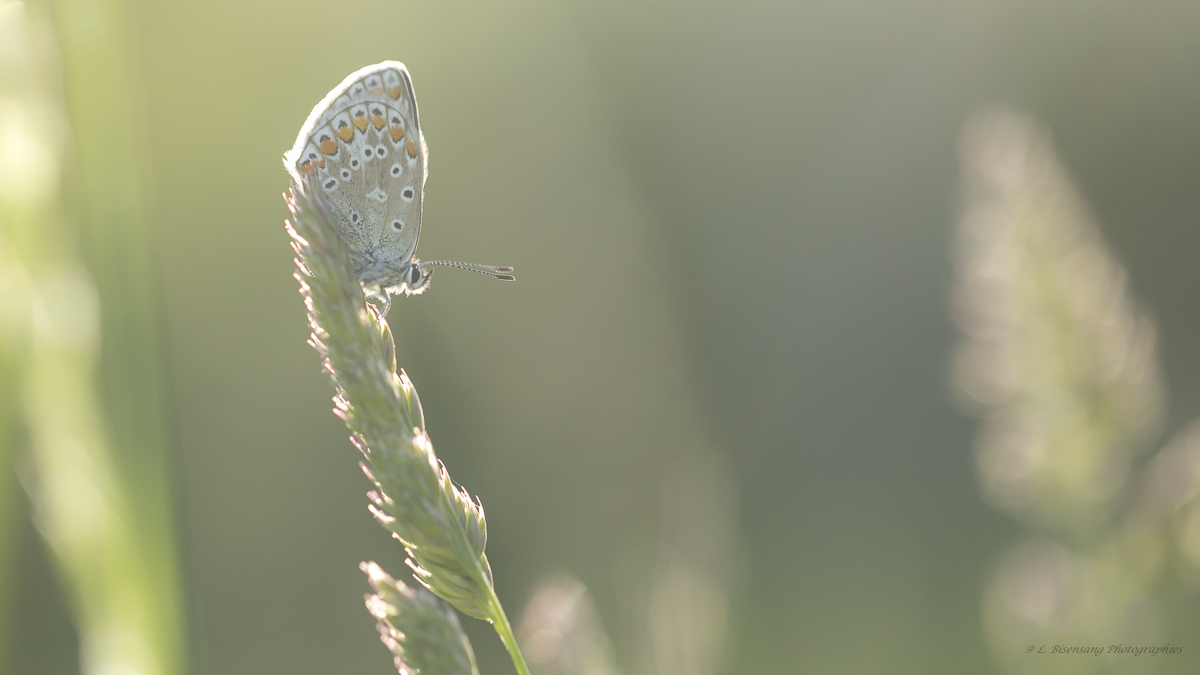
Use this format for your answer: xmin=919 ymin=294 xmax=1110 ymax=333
xmin=2 ymin=0 xmax=1199 ymax=674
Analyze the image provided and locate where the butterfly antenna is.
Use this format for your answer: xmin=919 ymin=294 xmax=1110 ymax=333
xmin=418 ymin=260 xmax=516 ymax=281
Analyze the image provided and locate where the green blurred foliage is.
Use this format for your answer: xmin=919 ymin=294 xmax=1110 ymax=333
xmin=3 ymin=0 xmax=1199 ymax=674
xmin=954 ymin=108 xmax=1199 ymax=675
xmin=1 ymin=0 xmax=185 ymax=673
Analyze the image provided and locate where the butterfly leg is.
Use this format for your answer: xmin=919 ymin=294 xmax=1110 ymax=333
xmin=379 ymin=288 xmax=392 ymax=318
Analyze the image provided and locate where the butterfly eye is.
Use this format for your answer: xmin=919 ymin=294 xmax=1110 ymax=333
xmin=391 ymin=220 xmax=404 ymax=232
xmin=401 ymin=187 xmax=415 ymax=202
xmin=409 ymin=266 xmax=421 ymax=286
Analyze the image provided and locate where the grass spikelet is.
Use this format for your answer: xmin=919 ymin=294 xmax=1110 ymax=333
xmin=284 ymin=178 xmax=528 ymax=674
xmin=363 ymin=561 xmax=480 ymax=675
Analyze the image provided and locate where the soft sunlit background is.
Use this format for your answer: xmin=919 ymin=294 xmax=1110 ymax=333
xmin=3 ymin=0 xmax=1199 ymax=674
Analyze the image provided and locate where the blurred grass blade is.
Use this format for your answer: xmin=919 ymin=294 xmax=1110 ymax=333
xmin=0 ymin=1 xmax=185 ymax=674
xmin=1122 ymin=420 xmax=1200 ymax=588
xmin=517 ymin=454 xmax=738 ymax=675
xmin=285 ymin=181 xmax=530 ymax=675
xmin=518 ymin=575 xmax=621 ymax=675
xmin=953 ymin=108 xmax=1184 ymax=675
xmin=953 ymin=108 xmax=1163 ymax=533
xmin=642 ymin=452 xmax=737 ymax=675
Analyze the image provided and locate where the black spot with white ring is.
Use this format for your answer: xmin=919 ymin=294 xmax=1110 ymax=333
xmin=391 ymin=219 xmax=404 ymax=232
xmin=376 ymin=144 xmax=388 ymax=159
xmin=350 ymin=158 xmax=360 ymax=170
xmin=340 ymin=168 xmax=352 ymax=180
xmin=390 ymin=163 xmax=403 ymax=177
xmin=401 ymin=187 xmax=415 ymax=202
xmin=323 ymin=178 xmax=338 ymax=191
xmin=350 ymin=211 xmax=361 ymax=225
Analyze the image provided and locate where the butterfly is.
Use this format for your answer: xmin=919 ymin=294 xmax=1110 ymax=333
xmin=284 ymin=61 xmax=513 ymax=314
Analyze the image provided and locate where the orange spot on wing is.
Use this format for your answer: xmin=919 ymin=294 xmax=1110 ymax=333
xmin=352 ymin=113 xmax=368 ymax=132
xmin=368 ymin=87 xmax=384 ymax=96
xmin=386 ymin=86 xmax=402 ymax=99
xmin=389 ymin=125 xmax=405 ymax=142
xmin=299 ymin=161 xmax=315 ymax=176
xmin=319 ymin=136 xmax=338 ymax=154
xmin=335 ymin=122 xmax=354 ymax=142
xmin=371 ymin=114 xmax=387 ymax=130
xmin=314 ymin=157 xmax=325 ymax=168
xmin=406 ymin=139 xmax=418 ymax=157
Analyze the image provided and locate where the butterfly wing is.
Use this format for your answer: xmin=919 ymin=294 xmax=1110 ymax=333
xmin=284 ymin=61 xmax=428 ymax=292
